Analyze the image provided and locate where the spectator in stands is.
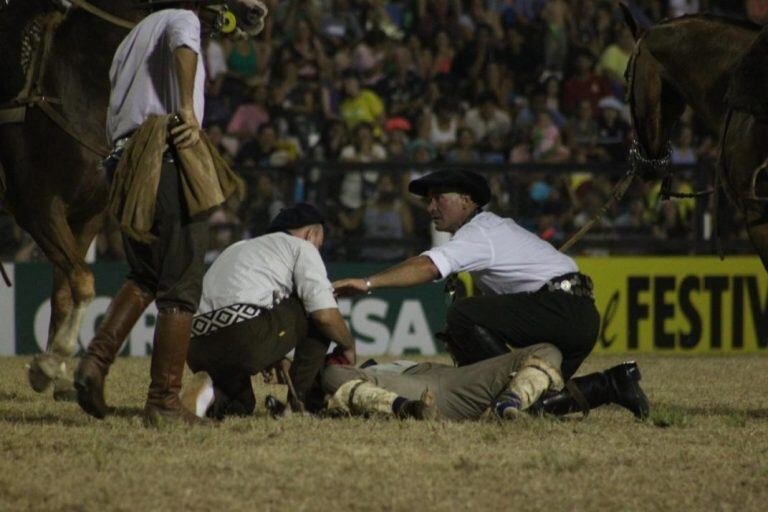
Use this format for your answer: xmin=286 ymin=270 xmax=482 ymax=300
xmin=596 ymin=26 xmax=634 ymax=97
xmin=668 ymin=0 xmax=700 ymax=16
xmin=312 ymin=119 xmax=348 ymax=162
xmin=532 ymin=111 xmax=570 ymax=163
xmin=206 ymin=123 xmax=236 ymax=165
xmin=321 ymin=0 xmax=364 ymax=46
xmin=481 ymin=130 xmax=509 ymax=164
xmin=203 ymin=39 xmax=231 ymax=125
xmin=451 ymin=23 xmax=497 ymax=94
xmin=447 ymin=127 xmax=480 ymax=162
xmin=419 ymin=96 xmax=460 ymax=156
xmin=284 ymin=17 xmax=328 ymax=83
xmin=339 ymin=122 xmax=387 ymax=210
xmin=340 ymin=174 xmax=414 ymax=261
xmin=416 ymin=0 xmax=463 ymax=43
xmin=653 ymin=200 xmax=691 ymax=240
xmin=271 ymin=60 xmax=318 ymax=150
xmin=226 ymin=84 xmax=271 ymax=142
xmin=614 ymin=197 xmax=653 ymax=236
xmin=430 ymin=29 xmax=455 ymax=77
xmin=541 ymin=0 xmax=571 ymax=79
xmin=384 ymin=117 xmax=413 ymax=161
xmin=241 ymin=173 xmax=286 ymax=237
xmin=498 ymin=26 xmax=542 ymax=89
xmin=565 ymin=99 xmax=600 ymax=161
xmin=235 ymin=123 xmax=282 ymax=167
xmin=227 ymin=37 xmax=262 ymax=87
xmin=573 ymin=183 xmax=613 ymax=233
xmin=563 ymin=49 xmax=611 ymax=116
xmin=595 ymin=96 xmax=630 ymax=162
xmin=353 ymin=29 xmax=389 ymax=87
xmin=509 ymin=131 xmax=534 ymax=164
xmin=378 ymin=44 xmax=427 ymax=122
xmin=517 ymin=88 xmax=567 ymax=130
xmin=464 ymin=91 xmax=511 ymax=144
xmin=206 ymin=196 xmax=244 ymax=264
xmin=340 ymin=70 xmax=386 ymax=132
xmin=671 ymin=125 xmax=697 ymax=165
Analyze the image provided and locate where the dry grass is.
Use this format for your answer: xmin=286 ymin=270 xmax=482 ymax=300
xmin=1 ymin=355 xmax=767 ymax=511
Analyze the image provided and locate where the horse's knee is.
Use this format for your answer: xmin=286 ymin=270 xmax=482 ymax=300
xmin=69 ymin=267 xmax=95 ymax=304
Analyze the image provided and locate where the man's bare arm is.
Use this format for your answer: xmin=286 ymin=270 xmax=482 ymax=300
xmin=310 ymin=307 xmax=356 ymax=364
xmin=171 ymin=46 xmax=200 ymax=148
xmin=333 ymin=255 xmax=440 ymax=297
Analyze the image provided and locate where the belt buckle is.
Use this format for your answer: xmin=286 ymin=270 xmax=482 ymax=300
xmin=560 ymin=279 xmax=572 ymax=292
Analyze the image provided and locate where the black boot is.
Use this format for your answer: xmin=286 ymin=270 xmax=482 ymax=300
xmin=529 ymin=362 xmax=650 ymax=420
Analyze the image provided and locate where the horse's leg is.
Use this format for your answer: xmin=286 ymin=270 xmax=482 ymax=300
xmin=24 ymin=197 xmax=96 ymax=397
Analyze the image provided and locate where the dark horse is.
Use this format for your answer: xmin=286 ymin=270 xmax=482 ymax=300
xmin=622 ymin=6 xmax=768 ymax=271
xmin=0 ymin=0 xmax=141 ymax=397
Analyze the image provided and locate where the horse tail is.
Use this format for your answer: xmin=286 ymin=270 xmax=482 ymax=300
xmin=620 ymin=2 xmax=642 ymax=40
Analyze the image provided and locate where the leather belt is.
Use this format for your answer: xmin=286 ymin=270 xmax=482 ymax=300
xmin=544 ymin=272 xmax=594 ymax=299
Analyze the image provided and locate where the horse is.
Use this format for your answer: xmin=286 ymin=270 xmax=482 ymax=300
xmin=0 ymin=0 xmax=140 ymax=399
xmin=621 ymin=5 xmax=768 ymax=271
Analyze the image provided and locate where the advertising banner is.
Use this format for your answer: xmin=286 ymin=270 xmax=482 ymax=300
xmin=2 ymin=258 xmax=766 ymax=356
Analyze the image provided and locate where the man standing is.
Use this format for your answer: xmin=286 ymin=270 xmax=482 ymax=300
xmin=74 ymin=0 xmax=268 ymax=426
xmin=184 ymin=203 xmax=356 ymax=418
xmin=333 ymin=170 xmax=648 ymax=418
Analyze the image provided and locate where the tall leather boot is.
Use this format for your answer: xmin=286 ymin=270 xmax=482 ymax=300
xmin=74 ymin=281 xmax=154 ymax=419
xmin=143 ymin=307 xmax=206 ymax=427
xmin=529 ymin=362 xmax=650 ymax=420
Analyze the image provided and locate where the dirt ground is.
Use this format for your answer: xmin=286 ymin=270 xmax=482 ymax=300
xmin=0 ymin=354 xmax=767 ymax=512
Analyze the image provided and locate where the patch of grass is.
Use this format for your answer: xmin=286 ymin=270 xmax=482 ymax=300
xmin=1 ymin=355 xmax=767 ymax=511
xmin=650 ymin=405 xmax=692 ymax=428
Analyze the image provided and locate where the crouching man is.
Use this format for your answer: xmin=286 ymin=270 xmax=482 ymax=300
xmin=321 ymin=343 xmax=563 ymax=420
xmin=184 ymin=203 xmax=355 ymax=418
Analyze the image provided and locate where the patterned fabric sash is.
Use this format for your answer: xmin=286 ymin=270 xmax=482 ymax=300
xmin=192 ymin=303 xmax=264 ymax=338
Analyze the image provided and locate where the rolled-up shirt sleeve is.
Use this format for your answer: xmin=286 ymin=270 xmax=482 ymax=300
xmin=166 ymin=11 xmax=201 ymax=54
xmin=422 ymin=225 xmax=494 ymax=279
xmin=293 ymin=243 xmax=338 ymax=313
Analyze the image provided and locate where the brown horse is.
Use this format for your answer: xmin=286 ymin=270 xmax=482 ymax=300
xmin=0 ymin=0 xmax=140 ymax=398
xmin=621 ymin=6 xmax=768 ymax=271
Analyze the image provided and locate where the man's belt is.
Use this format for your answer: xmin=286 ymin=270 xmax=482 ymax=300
xmin=192 ymin=303 xmax=265 ymax=338
xmin=545 ymin=272 xmax=594 ymax=299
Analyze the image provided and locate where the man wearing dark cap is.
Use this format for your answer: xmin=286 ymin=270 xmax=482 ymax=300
xmin=182 ymin=203 xmax=356 ymax=418
xmin=334 ymin=170 xmax=649 ymax=420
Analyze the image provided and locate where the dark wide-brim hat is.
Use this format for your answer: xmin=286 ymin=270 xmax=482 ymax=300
xmin=267 ymin=203 xmax=325 ymax=233
xmin=408 ymin=170 xmax=491 ymax=207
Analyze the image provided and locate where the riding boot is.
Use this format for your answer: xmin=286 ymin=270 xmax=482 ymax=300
xmin=143 ymin=307 xmax=207 ymax=427
xmin=74 ymin=281 xmax=154 ymax=419
xmin=529 ymin=362 xmax=650 ymax=420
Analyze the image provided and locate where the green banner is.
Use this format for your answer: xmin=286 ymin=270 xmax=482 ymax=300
xmin=8 ymin=262 xmax=447 ymax=356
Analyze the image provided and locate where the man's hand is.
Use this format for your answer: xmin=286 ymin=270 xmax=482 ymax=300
xmin=332 ymin=278 xmax=369 ymax=297
xmin=170 ymin=109 xmax=201 ymax=149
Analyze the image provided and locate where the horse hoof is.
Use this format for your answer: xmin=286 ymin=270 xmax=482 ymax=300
xmin=26 ymin=354 xmax=68 ymax=394
xmin=53 ymin=378 xmax=78 ymax=402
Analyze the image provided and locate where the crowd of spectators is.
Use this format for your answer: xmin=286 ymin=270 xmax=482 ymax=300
xmin=1 ymin=0 xmax=760 ymax=263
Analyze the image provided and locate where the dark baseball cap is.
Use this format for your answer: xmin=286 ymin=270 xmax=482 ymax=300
xmin=408 ymin=170 xmax=491 ymax=207
xmin=267 ymin=203 xmax=325 ymax=233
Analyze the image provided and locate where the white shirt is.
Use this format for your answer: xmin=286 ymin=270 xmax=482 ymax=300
xmin=198 ymin=232 xmax=337 ymax=315
xmin=107 ymin=9 xmax=206 ymax=143
xmin=422 ymin=212 xmax=578 ymax=295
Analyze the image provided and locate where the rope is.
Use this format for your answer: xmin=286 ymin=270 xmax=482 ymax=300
xmin=559 ymin=169 xmax=637 ymax=253
xmin=67 ymin=0 xmax=136 ymax=29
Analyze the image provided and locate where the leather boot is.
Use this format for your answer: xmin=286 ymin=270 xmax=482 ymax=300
xmin=143 ymin=308 xmax=206 ymax=427
xmin=74 ymin=281 xmax=153 ymax=419
xmin=529 ymin=362 xmax=650 ymax=420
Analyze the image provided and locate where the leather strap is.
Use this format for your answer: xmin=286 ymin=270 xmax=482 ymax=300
xmin=68 ymin=0 xmax=136 ymax=29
